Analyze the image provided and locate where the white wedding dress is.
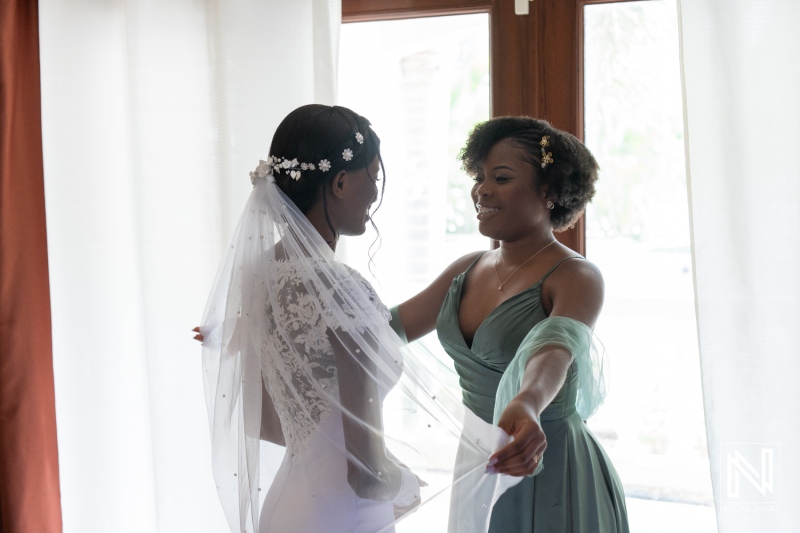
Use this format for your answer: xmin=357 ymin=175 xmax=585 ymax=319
xmin=259 ymin=404 xmax=395 ymax=533
xmin=257 ymin=259 xmax=402 ymax=533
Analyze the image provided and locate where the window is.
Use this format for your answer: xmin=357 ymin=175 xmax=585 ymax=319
xmin=338 ymin=14 xmax=491 ymax=303
xmin=583 ymin=1 xmax=715 ymax=530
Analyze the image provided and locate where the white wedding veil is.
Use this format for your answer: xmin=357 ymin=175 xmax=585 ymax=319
xmin=199 ymin=105 xmax=519 ymax=533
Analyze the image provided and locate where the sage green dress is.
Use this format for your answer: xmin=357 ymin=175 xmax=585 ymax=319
xmin=436 ymin=254 xmax=629 ymax=533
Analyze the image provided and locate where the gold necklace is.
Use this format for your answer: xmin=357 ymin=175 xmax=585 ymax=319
xmin=494 ymin=240 xmax=557 ymax=291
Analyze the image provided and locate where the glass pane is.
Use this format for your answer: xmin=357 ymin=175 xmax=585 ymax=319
xmin=583 ymin=2 xmax=716 ymax=531
xmin=338 ymin=14 xmax=491 ymax=304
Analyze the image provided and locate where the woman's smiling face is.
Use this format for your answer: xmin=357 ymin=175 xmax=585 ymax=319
xmin=471 ymin=138 xmax=550 ymax=241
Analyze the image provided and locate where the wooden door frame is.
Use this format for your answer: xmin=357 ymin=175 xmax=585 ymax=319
xmin=342 ymin=0 xmax=587 ymax=254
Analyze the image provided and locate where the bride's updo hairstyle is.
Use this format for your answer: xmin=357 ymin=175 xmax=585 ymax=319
xmin=269 ymin=104 xmax=385 ymax=215
xmin=459 ymin=116 xmax=598 ymax=231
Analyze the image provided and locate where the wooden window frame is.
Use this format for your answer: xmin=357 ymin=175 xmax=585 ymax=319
xmin=343 ymin=0 xmax=638 ymax=254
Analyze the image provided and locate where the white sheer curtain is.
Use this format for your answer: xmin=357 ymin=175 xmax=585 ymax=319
xmin=39 ymin=1 xmax=339 ymax=531
xmin=678 ymin=1 xmax=799 ymax=531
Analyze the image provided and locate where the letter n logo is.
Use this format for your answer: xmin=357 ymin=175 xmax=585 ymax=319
xmin=720 ymin=443 xmax=780 ymax=503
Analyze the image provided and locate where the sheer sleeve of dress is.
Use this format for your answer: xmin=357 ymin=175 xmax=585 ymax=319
xmin=493 ymin=315 xmax=609 ymax=423
xmin=200 ymin=172 xmax=522 ymax=533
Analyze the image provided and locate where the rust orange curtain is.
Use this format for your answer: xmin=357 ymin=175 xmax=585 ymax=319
xmin=0 ymin=0 xmax=62 ymax=531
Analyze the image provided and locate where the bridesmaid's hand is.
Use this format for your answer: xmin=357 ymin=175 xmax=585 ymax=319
xmin=487 ymin=394 xmax=546 ymax=476
xmin=192 ymin=326 xmax=204 ymax=342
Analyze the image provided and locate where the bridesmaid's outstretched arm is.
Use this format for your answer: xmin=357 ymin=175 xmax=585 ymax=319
xmin=490 ymin=259 xmax=604 ymax=477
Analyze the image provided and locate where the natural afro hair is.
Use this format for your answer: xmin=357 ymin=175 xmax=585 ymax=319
xmin=458 ymin=116 xmax=598 ymax=231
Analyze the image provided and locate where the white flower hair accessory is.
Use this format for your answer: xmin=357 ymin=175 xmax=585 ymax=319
xmin=251 ymin=155 xmax=309 ymax=184
xmin=249 ymin=159 xmax=272 ymax=185
xmin=250 ymin=133 xmax=361 ymax=185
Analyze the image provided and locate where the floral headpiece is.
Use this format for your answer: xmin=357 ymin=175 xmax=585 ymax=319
xmin=540 ymin=135 xmax=554 ymax=168
xmin=250 ymin=132 xmax=364 ymax=185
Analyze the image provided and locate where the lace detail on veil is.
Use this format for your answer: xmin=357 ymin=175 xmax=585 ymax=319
xmin=261 ymin=259 xmax=391 ymax=452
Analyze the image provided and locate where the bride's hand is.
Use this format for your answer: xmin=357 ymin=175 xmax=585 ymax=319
xmin=392 ymin=469 xmax=425 ymax=519
xmin=192 ymin=326 xmax=204 ymax=342
xmin=393 ymin=496 xmax=421 ymax=519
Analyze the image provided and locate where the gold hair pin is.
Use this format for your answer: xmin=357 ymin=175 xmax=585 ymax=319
xmin=540 ymin=135 xmax=553 ymax=168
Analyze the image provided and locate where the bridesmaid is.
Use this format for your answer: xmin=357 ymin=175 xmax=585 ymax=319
xmin=389 ymin=117 xmax=629 ymax=532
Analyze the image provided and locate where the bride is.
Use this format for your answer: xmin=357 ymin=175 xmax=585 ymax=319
xmin=195 ymin=104 xmax=518 ymax=533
